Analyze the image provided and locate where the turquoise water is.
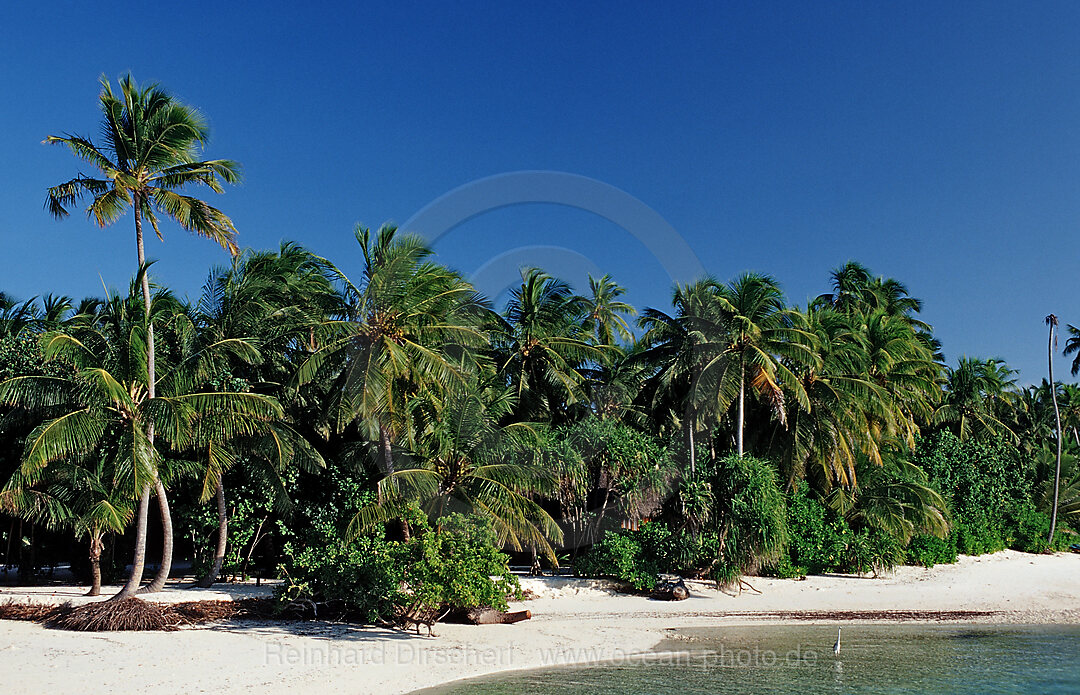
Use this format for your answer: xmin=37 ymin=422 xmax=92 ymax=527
xmin=421 ymin=624 xmax=1080 ymax=694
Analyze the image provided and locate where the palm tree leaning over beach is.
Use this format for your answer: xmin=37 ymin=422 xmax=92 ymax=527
xmin=44 ymin=74 xmax=241 ymax=597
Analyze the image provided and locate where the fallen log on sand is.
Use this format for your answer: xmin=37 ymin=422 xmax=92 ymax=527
xmin=448 ymin=607 xmax=532 ymax=625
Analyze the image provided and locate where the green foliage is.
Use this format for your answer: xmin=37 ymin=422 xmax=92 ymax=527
xmin=912 ymin=430 xmax=1048 ymax=556
xmin=277 ymin=523 xmax=401 ymax=622
xmin=573 ymin=522 xmax=676 ymax=590
xmin=394 ymin=514 xmax=520 ymax=613
xmin=780 ymin=482 xmax=851 ymax=574
xmin=905 ymin=533 xmax=958 ymax=567
xmin=702 ymin=455 xmax=788 ymax=587
xmin=277 ymin=513 xmax=518 ymax=623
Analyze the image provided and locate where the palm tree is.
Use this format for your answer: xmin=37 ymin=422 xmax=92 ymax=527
xmin=188 ymin=244 xmax=333 ymax=586
xmin=1062 ymin=323 xmax=1080 ymax=377
xmin=778 ymin=305 xmax=895 ymax=487
xmin=638 ymin=278 xmax=730 ymax=474
xmin=582 ymin=274 xmax=636 ymax=347
xmin=495 ymin=268 xmax=603 ymax=421
xmin=934 ymin=357 xmax=1018 ymax=442
xmin=711 ymin=273 xmax=812 ymax=457
xmin=1 ymin=453 xmax=133 ymax=596
xmin=294 ymin=226 xmax=489 ymax=536
xmin=0 ymin=286 xmax=278 ymax=600
xmin=1045 ymin=314 xmax=1063 ymax=544
xmin=356 ymin=380 xmax=562 ymax=559
xmin=44 ymin=74 xmax=241 ymax=596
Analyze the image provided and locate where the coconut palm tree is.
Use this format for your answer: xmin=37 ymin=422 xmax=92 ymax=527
xmin=1045 ymin=314 xmax=1063 ymax=543
xmin=495 ymin=268 xmax=603 ymax=422
xmin=44 ymin=74 xmax=241 ymax=596
xmin=187 ymin=244 xmax=333 ymax=586
xmin=356 ymin=379 xmax=562 ymax=559
xmin=581 ymin=274 xmax=636 ymax=347
xmin=934 ymin=357 xmax=1018 ymax=442
xmin=638 ymin=278 xmax=730 ymax=474
xmin=0 ymin=286 xmax=280 ymax=599
xmin=711 ymin=273 xmax=812 ymax=457
xmin=294 ymin=226 xmax=489 ymax=513
xmin=1 ymin=453 xmax=133 ymax=596
xmin=777 ymin=305 xmax=895 ymax=487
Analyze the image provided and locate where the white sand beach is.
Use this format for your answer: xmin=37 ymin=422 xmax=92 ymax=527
xmin=1 ymin=550 xmax=1078 ymax=695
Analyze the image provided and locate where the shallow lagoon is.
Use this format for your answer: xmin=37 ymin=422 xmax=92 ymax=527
xmin=421 ymin=624 xmax=1080 ymax=694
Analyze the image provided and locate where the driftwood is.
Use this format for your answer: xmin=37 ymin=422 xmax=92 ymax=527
xmin=651 ymin=576 xmax=689 ymax=601
xmin=457 ymin=607 xmax=532 ymax=625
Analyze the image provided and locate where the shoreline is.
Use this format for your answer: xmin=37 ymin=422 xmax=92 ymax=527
xmin=1 ymin=550 xmax=1078 ymax=695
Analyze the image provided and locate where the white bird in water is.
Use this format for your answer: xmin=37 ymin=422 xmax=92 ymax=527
xmin=833 ymin=627 xmax=842 ymax=656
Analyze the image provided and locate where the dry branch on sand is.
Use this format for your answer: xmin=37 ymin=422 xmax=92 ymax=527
xmin=0 ymin=597 xmax=277 ymax=631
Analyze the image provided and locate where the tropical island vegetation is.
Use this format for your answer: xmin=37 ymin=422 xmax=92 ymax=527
xmin=1 ymin=75 xmax=1077 ymax=631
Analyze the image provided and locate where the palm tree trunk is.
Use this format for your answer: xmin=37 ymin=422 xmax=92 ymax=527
xmin=139 ymin=481 xmax=174 ymax=593
xmin=1047 ymin=316 xmax=1063 ymax=545
xmin=687 ymin=416 xmax=696 ymax=476
xmin=115 ymin=196 xmax=155 ymax=600
xmin=379 ymin=423 xmax=410 ymax=541
xmin=737 ymin=367 xmax=745 ymax=457
xmin=379 ymin=423 xmax=395 ymax=475
xmin=87 ymin=530 xmax=104 ymax=597
xmin=196 ymin=480 xmax=228 ymax=588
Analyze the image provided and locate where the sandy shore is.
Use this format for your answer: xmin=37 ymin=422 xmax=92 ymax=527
xmin=1 ymin=550 xmax=1078 ymax=695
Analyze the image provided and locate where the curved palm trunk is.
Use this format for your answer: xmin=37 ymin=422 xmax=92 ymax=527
xmin=1047 ymin=317 xmax=1063 ymax=545
xmin=139 ymin=480 xmax=174 ymax=593
xmin=196 ymin=480 xmax=228 ymax=588
xmin=115 ymin=198 xmax=159 ymax=599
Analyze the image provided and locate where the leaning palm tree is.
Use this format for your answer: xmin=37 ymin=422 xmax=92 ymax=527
xmin=44 ymin=74 xmax=241 ymax=596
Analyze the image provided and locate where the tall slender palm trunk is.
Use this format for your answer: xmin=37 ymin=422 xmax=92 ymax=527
xmin=736 ymin=366 xmax=745 ymax=457
xmin=114 ymin=203 xmax=154 ymax=600
xmin=139 ymin=481 xmax=174 ymax=593
xmin=115 ymin=199 xmax=173 ymax=598
xmin=1047 ymin=315 xmax=1063 ymax=545
xmin=687 ymin=417 xmax=696 ymax=476
xmin=196 ymin=480 xmax=228 ymax=588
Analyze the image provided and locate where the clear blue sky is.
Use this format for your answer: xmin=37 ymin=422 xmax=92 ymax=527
xmin=2 ymin=1 xmax=1078 ymax=382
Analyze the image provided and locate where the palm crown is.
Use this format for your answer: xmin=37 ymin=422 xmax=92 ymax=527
xmin=45 ymin=74 xmax=241 ymax=251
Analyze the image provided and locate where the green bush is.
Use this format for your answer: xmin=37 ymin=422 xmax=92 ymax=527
xmin=277 ymin=513 xmax=519 ymax=622
xmin=845 ymin=529 xmax=904 ymax=575
xmin=574 ymin=523 xmax=671 ymax=590
xmin=905 ymin=533 xmax=957 ymax=567
xmin=784 ymin=482 xmax=850 ymax=574
xmin=1003 ymin=502 xmax=1071 ymax=553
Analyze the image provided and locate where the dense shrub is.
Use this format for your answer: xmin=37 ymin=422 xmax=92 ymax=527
xmin=277 ymin=513 xmax=519 ymax=622
xmin=573 ymin=522 xmax=675 ymax=590
xmin=781 ymin=482 xmax=850 ymax=574
xmin=905 ymin=533 xmax=958 ymax=567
